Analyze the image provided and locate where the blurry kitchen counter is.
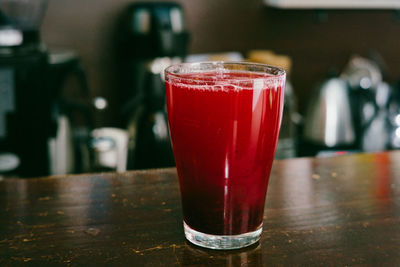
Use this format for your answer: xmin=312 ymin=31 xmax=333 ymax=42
xmin=1 ymin=151 xmax=400 ymax=265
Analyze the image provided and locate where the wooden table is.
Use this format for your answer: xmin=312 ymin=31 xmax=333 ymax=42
xmin=1 ymin=151 xmax=400 ymax=266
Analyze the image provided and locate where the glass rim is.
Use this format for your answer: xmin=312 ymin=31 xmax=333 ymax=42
xmin=164 ymin=61 xmax=286 ymax=82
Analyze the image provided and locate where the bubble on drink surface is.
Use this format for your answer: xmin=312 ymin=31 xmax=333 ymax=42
xmin=213 ymin=85 xmax=223 ymax=91
xmin=213 ymin=81 xmax=240 ymax=92
xmin=167 ymin=70 xmax=284 ymax=92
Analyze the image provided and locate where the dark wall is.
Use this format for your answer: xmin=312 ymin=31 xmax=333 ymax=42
xmin=41 ymin=0 xmax=400 ymax=126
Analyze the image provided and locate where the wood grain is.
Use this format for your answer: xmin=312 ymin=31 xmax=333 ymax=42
xmin=1 ymin=152 xmax=400 ymax=265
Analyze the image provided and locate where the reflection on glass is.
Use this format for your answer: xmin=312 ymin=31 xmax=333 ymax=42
xmin=181 ymin=242 xmax=262 ymax=266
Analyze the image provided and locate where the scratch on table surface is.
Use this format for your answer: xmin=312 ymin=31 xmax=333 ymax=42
xmin=32 ymin=223 xmax=56 ymax=229
xmin=16 ymin=221 xmax=56 ymax=229
xmin=84 ymin=228 xmax=101 ymax=237
xmin=10 ymin=257 xmax=32 ymax=262
xmin=312 ymin=174 xmax=320 ymax=180
xmin=173 ymin=244 xmax=181 ymax=266
xmin=362 ymin=222 xmax=370 ymax=228
xmin=132 ymin=244 xmax=184 ymax=255
xmin=281 ymin=231 xmax=290 ymax=237
xmin=12 ymin=234 xmax=26 ymax=239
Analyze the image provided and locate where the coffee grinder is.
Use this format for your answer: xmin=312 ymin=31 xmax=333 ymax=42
xmin=116 ymin=2 xmax=189 ymax=169
xmin=0 ymin=0 xmax=52 ymax=177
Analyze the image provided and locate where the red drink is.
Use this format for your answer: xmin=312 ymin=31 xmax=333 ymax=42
xmin=165 ymin=62 xmax=285 ymax=249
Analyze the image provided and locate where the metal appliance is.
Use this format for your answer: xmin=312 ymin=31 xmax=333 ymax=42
xmin=116 ymin=2 xmax=189 ymax=169
xmin=303 ymin=77 xmax=356 ymax=149
xmin=302 ymin=55 xmax=396 ymax=156
xmin=0 ymin=0 xmax=91 ymax=177
xmin=0 ymin=0 xmax=51 ymax=177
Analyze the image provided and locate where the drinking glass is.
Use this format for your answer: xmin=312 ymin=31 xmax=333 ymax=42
xmin=165 ymin=62 xmax=285 ymax=249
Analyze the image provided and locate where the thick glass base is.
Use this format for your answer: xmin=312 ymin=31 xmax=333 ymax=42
xmin=184 ymin=221 xmax=262 ymax=250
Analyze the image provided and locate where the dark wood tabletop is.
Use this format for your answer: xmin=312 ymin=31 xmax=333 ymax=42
xmin=1 ymin=151 xmax=400 ymax=266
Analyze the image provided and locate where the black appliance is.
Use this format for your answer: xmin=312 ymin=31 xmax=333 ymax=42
xmin=0 ymin=0 xmax=91 ymax=177
xmin=115 ymin=2 xmax=189 ymax=169
xmin=0 ymin=0 xmax=51 ymax=177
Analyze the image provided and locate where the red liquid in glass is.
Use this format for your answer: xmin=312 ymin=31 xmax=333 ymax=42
xmin=166 ymin=71 xmax=284 ymax=235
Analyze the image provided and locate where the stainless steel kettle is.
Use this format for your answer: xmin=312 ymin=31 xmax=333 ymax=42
xmin=303 ymin=77 xmax=356 ymax=147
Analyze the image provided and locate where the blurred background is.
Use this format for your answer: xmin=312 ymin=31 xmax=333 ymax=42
xmin=2 ymin=0 xmax=400 ymax=178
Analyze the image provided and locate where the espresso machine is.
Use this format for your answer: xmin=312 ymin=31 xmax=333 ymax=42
xmin=116 ymin=2 xmax=189 ymax=169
